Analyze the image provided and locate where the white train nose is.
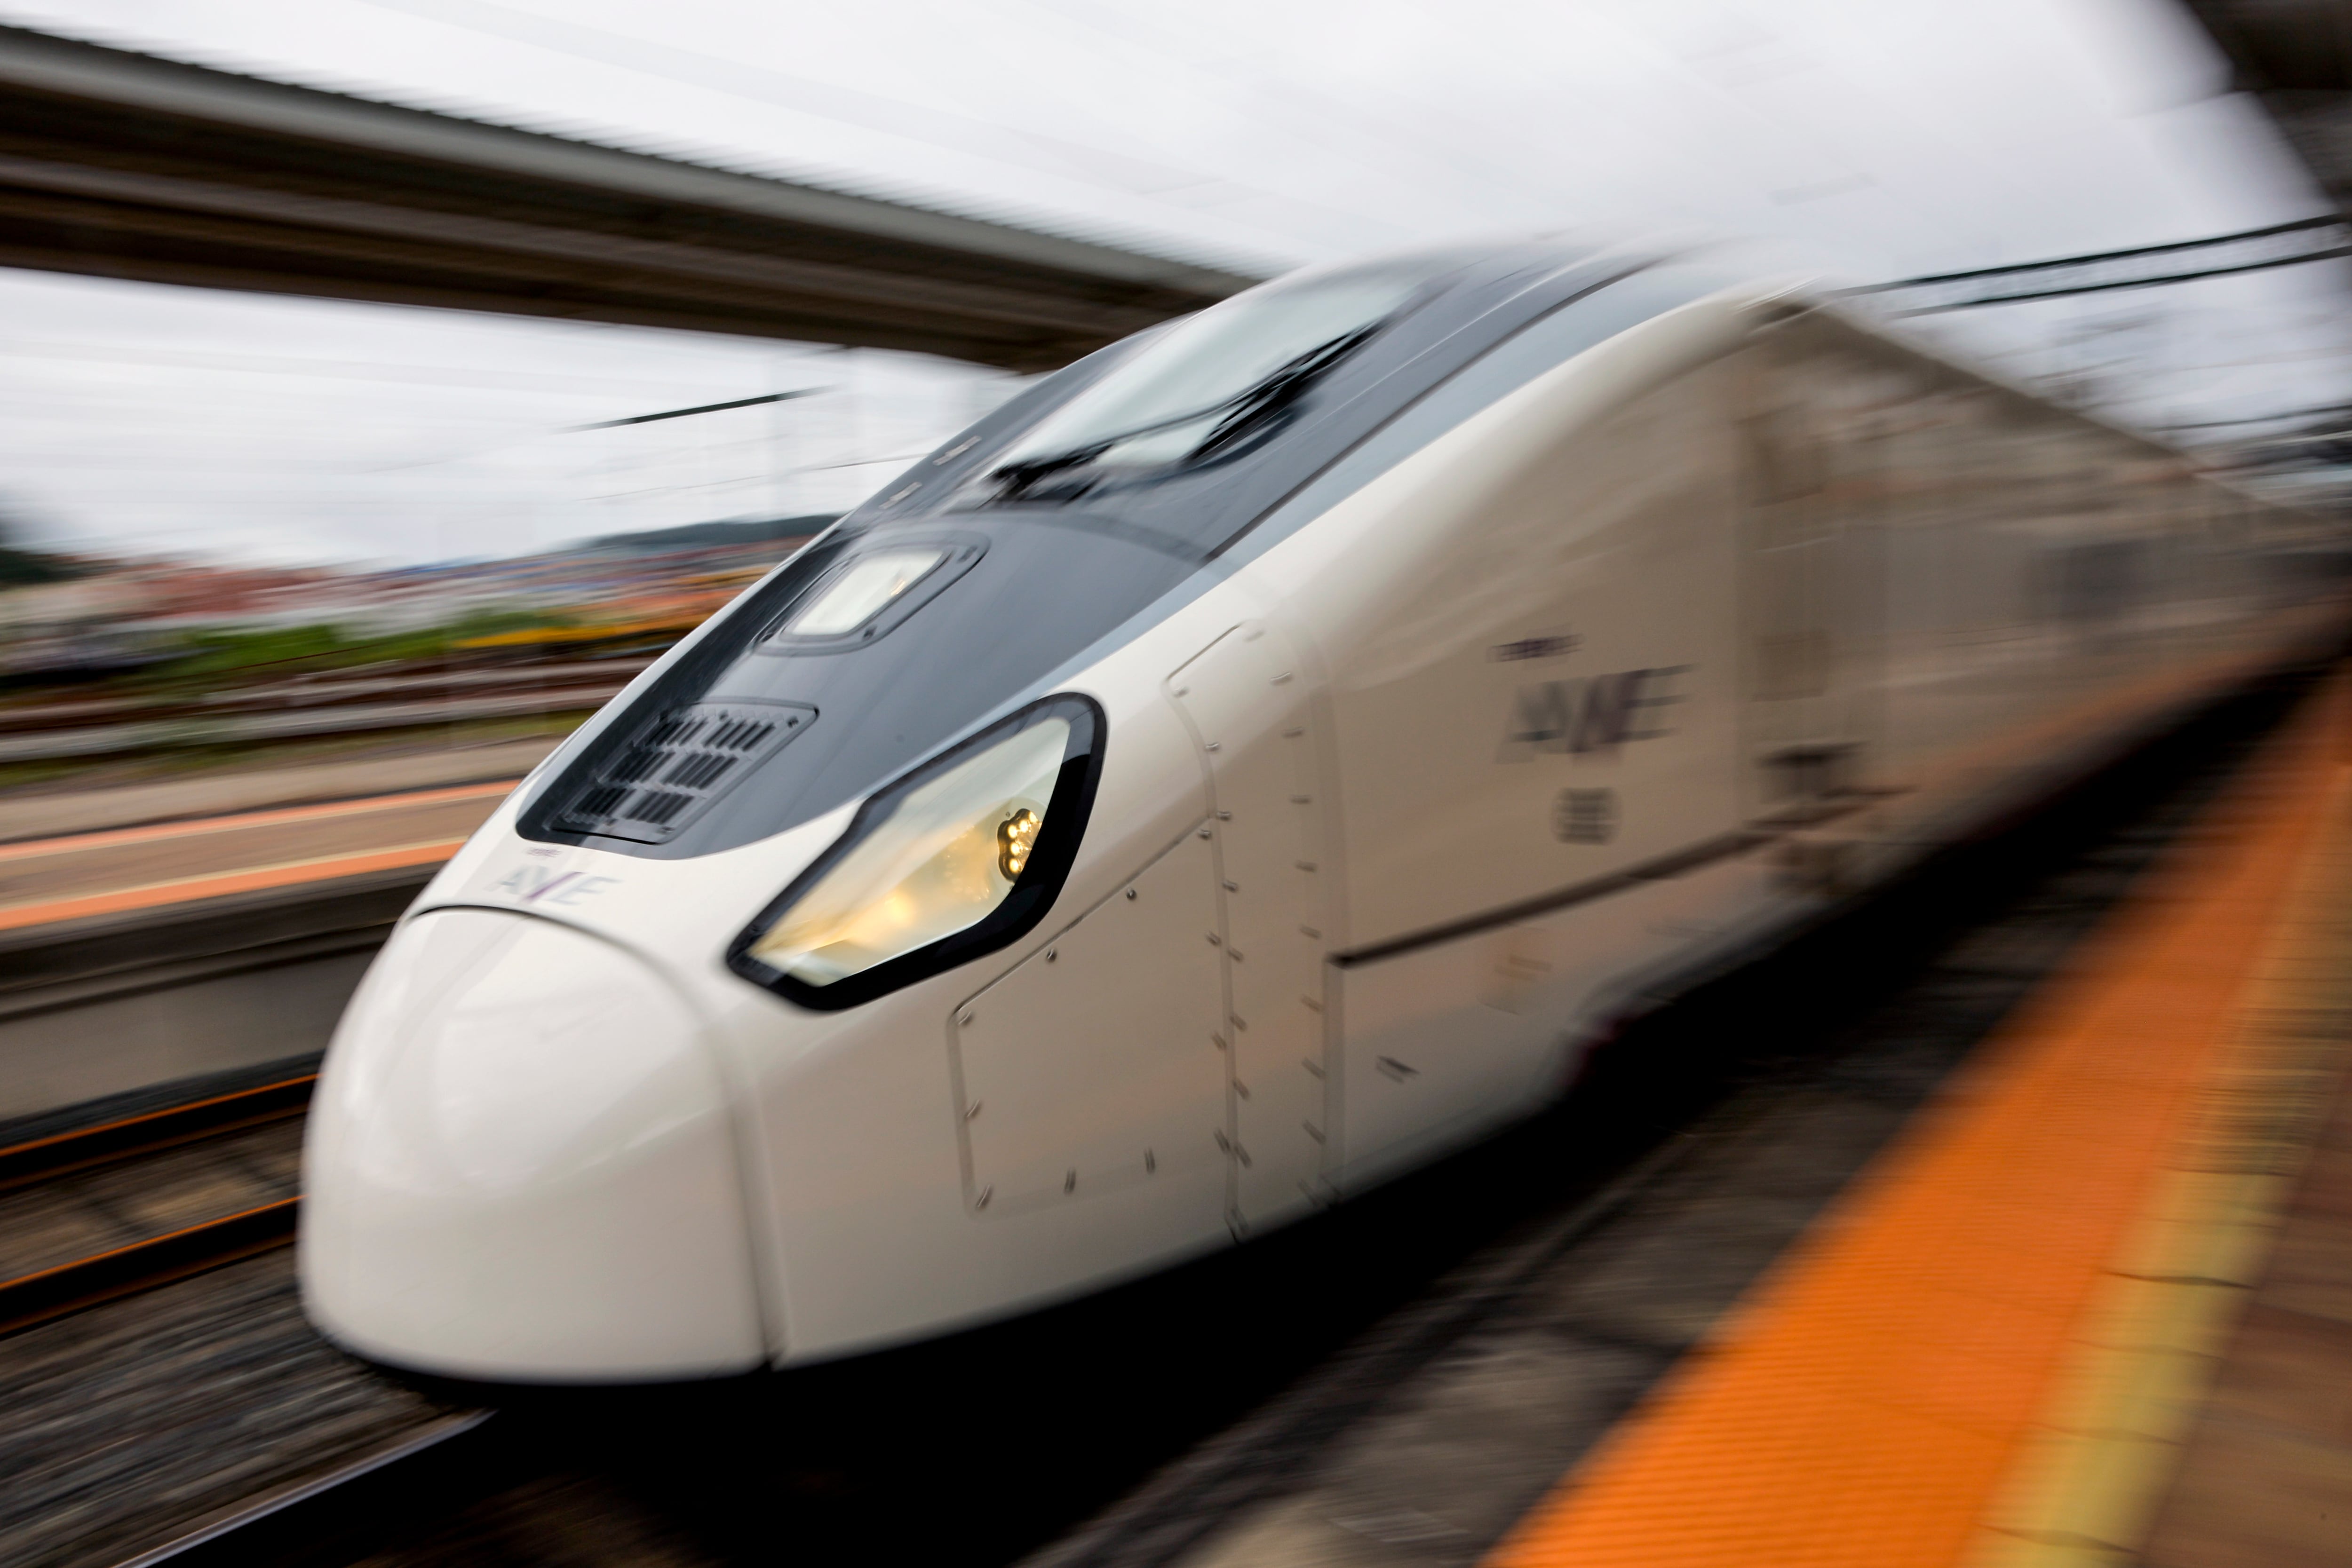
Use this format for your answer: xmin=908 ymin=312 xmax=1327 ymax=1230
xmin=300 ymin=907 xmax=766 ymax=1381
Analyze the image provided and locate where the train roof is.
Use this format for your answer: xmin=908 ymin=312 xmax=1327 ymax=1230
xmin=518 ymin=240 xmax=2321 ymax=860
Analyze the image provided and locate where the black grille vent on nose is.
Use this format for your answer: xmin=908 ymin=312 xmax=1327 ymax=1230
xmin=555 ymin=700 xmax=815 ymax=843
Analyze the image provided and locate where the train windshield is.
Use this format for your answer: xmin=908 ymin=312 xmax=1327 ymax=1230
xmin=977 ymin=259 xmax=1446 ymax=503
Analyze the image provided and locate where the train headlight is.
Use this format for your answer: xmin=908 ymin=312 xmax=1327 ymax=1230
xmin=997 ymin=809 xmax=1041 ymax=879
xmin=727 ymin=695 xmax=1104 ymax=1010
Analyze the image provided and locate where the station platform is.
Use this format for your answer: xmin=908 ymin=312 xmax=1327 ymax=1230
xmin=0 ymin=739 xmax=553 ymax=934
xmin=5 ymin=675 xmax=2349 ymax=1567
xmin=1049 ymin=671 xmax=2352 ymax=1568
xmin=0 ymin=750 xmax=540 ymax=1126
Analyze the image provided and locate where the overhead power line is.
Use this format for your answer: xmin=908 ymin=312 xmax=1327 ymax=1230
xmin=1849 ymin=216 xmax=2352 ymax=313
xmin=568 ymin=388 xmax=824 ymax=430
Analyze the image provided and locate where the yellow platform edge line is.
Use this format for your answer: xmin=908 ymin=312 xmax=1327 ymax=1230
xmin=1963 ymin=760 xmax=2352 ymax=1568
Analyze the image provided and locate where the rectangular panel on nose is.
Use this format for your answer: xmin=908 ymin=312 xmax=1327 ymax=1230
xmin=951 ymin=830 xmax=1227 ymax=1218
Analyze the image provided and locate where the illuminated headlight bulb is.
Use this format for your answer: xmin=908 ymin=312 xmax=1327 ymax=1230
xmin=731 ymin=705 xmax=1092 ymax=1002
xmin=997 ymin=808 xmax=1042 ymax=880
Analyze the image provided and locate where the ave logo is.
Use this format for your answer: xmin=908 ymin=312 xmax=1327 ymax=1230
xmin=489 ymin=864 xmax=618 ymax=906
xmin=1498 ymin=665 xmax=1691 ymax=760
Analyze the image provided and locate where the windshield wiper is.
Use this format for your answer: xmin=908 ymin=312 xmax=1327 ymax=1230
xmin=1191 ymin=323 xmax=1377 ymax=462
xmin=988 ymin=439 xmax=1118 ymax=499
xmin=986 ymin=323 xmax=1383 ymax=503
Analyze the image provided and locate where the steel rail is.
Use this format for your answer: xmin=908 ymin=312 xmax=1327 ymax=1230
xmin=0 ymin=1071 xmax=314 ymax=1191
xmin=0 ymin=1196 xmax=301 ymax=1337
xmin=111 ymin=1412 xmax=499 ymax=1568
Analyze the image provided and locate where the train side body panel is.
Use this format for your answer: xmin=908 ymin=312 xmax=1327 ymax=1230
xmin=1237 ymin=295 xmax=1764 ymax=1189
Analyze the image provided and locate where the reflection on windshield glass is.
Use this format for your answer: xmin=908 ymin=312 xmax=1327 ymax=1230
xmin=977 ymin=259 xmax=1453 ymax=501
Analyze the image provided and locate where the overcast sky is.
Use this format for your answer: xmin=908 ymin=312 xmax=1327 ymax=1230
xmin=0 ymin=0 xmax=2344 ymax=565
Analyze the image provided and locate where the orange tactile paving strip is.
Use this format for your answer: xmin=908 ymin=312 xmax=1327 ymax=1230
xmin=1486 ymin=675 xmax=2352 ymax=1568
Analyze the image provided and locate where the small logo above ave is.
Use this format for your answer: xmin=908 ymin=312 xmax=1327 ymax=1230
xmin=1488 ymin=634 xmax=1581 ymax=663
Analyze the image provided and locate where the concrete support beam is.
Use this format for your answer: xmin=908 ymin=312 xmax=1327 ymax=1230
xmin=0 ymin=24 xmax=1261 ymax=370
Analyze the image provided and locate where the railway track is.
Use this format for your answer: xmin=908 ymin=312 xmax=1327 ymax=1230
xmin=116 ymin=1414 xmax=497 ymax=1568
xmin=0 ymin=1072 xmax=314 ymax=1337
xmin=0 ymin=668 xmax=2317 ymax=1568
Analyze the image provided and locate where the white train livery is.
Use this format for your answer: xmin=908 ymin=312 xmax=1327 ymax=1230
xmin=299 ymin=240 xmax=2344 ymax=1381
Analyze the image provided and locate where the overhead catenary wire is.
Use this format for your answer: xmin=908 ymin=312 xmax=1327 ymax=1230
xmin=1850 ymin=214 xmax=2352 ymax=312
xmin=565 ymin=387 xmax=825 ymax=430
xmin=2163 ymin=402 xmax=2352 ymax=431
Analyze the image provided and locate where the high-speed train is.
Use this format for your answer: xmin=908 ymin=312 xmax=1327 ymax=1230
xmin=299 ymin=238 xmax=2344 ymax=1382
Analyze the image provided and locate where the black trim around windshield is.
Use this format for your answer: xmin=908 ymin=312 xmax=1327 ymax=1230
xmin=725 ymin=694 xmax=1105 ymax=1011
